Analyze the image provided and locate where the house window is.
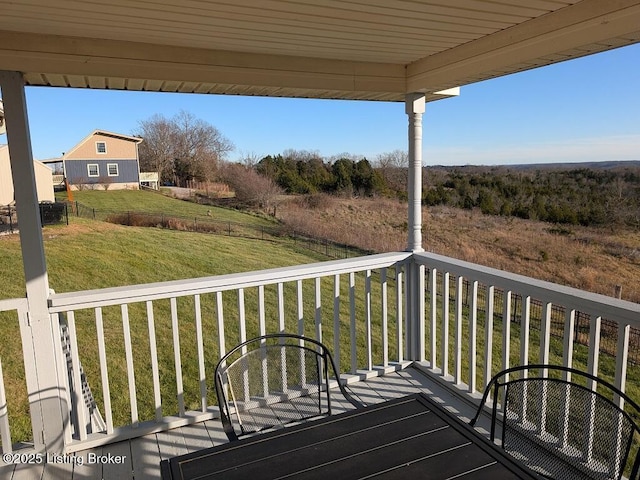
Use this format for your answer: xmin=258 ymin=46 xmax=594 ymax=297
xmin=88 ymin=164 xmax=99 ymax=177
xmin=96 ymin=142 xmax=107 ymax=154
xmin=107 ymin=163 xmax=119 ymax=176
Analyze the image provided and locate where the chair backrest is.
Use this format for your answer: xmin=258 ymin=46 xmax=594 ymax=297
xmin=214 ymin=334 xmax=363 ymax=441
xmin=470 ymin=364 xmax=640 ymax=480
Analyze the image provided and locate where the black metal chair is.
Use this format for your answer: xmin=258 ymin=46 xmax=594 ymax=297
xmin=470 ymin=364 xmax=640 ymax=480
xmin=214 ymin=333 xmax=364 ymax=441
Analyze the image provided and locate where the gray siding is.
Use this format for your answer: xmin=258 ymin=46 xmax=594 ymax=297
xmin=65 ymin=159 xmax=139 ymax=185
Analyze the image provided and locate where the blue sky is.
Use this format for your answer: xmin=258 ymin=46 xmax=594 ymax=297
xmin=17 ymin=42 xmax=640 ymax=166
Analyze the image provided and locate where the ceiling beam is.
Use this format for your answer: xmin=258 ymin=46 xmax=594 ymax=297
xmin=407 ymin=0 xmax=640 ymax=92
xmin=0 ymin=30 xmax=406 ymax=96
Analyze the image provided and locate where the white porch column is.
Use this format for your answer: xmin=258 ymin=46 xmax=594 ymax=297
xmin=0 ymin=71 xmax=66 ymax=452
xmin=405 ymin=93 xmax=426 ymax=361
xmin=406 ymin=93 xmax=425 ymax=253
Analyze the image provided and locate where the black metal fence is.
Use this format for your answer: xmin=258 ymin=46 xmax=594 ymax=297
xmin=65 ymin=201 xmax=363 ymax=259
xmin=0 ymin=202 xmax=69 ymax=234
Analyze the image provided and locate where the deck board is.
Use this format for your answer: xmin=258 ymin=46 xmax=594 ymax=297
xmin=72 ymin=446 xmax=104 ymax=479
xmin=101 ymin=439 xmax=133 ymax=480
xmin=4 ymin=366 xmax=490 ymax=479
xmin=130 ymin=436 xmax=160 ymax=480
xmin=201 ymin=420 xmax=228 ymax=446
xmin=156 ymin=428 xmax=189 ymax=462
xmin=180 ymin=423 xmax=214 ymax=453
xmin=41 ymin=458 xmax=74 ymax=480
xmin=12 ymin=459 xmax=44 ymax=480
xmin=0 ymin=463 xmax=15 ymax=479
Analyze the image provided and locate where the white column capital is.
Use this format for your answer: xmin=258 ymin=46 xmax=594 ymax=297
xmin=405 ymin=93 xmax=426 ymax=115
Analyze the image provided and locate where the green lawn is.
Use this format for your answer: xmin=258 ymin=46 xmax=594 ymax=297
xmin=56 ymin=189 xmax=275 ymax=227
xmin=2 ymin=217 xmax=329 ymax=298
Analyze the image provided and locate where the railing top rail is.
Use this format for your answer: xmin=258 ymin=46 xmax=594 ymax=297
xmin=48 ymin=251 xmax=411 ymax=312
xmin=414 ymin=251 xmax=640 ymax=326
xmin=0 ymin=297 xmax=28 ymax=313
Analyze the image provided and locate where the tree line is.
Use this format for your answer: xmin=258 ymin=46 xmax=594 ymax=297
xmin=255 ymin=150 xmax=386 ymax=196
xmin=422 ymin=166 xmax=640 ymax=227
xmin=135 ymin=112 xmax=639 ymax=228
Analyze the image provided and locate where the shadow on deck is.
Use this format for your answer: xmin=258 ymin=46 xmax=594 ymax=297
xmin=2 ymin=365 xmax=493 ymax=480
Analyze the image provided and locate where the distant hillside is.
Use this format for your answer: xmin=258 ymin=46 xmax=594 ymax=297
xmin=422 ymin=162 xmax=640 ymax=227
xmin=428 ymin=160 xmax=640 ymax=172
xmin=491 ymin=160 xmax=640 ymax=171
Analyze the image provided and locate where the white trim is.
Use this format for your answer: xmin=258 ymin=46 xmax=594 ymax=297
xmin=107 ymin=163 xmax=119 ymax=176
xmin=48 ymin=252 xmax=412 ymax=311
xmin=87 ymin=163 xmax=99 ymax=177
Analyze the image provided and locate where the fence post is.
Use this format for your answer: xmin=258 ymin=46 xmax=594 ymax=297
xmin=92 ymin=208 xmax=95 ymax=220
xmin=75 ymin=200 xmax=79 ymax=216
xmin=65 ymin=203 xmax=69 ymax=225
xmin=128 ymin=211 xmax=131 ymax=225
xmin=228 ymin=222 xmax=231 ymax=236
xmin=8 ymin=204 xmax=13 ymax=233
xmin=615 ymin=285 xmax=622 ymax=299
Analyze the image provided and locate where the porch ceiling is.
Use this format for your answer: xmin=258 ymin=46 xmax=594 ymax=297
xmin=0 ymin=0 xmax=639 ymax=101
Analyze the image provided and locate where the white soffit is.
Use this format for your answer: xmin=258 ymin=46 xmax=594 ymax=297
xmin=0 ymin=0 xmax=639 ymax=101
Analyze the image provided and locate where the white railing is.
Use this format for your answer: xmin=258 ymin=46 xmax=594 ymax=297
xmin=4 ymin=250 xmax=639 ymax=455
xmin=0 ymin=298 xmax=30 ymax=454
xmin=47 ymin=252 xmax=411 ymax=451
xmin=413 ymin=251 xmax=640 ymax=408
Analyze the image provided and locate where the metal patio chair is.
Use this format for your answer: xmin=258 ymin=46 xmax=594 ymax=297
xmin=214 ymin=333 xmax=364 ymax=442
xmin=470 ymin=364 xmax=640 ymax=480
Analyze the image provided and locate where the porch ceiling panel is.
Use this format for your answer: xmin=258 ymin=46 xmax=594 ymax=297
xmin=0 ymin=0 xmax=639 ymax=101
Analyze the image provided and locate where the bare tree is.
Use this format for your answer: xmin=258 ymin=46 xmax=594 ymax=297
xmin=172 ymin=111 xmax=234 ymax=187
xmin=221 ymin=163 xmax=282 ymax=209
xmin=237 ymin=150 xmax=262 ymax=168
xmin=282 ymin=149 xmax=322 ymax=162
xmin=135 ymin=111 xmax=233 ymax=187
xmin=376 ymin=150 xmax=408 ymax=192
xmin=327 ymin=152 xmax=363 ymax=164
xmin=137 ymin=114 xmax=175 ymax=184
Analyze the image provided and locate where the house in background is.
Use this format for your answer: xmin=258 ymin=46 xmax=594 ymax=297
xmin=0 ymin=144 xmax=54 ymax=205
xmin=39 ymin=157 xmax=65 ymax=191
xmin=63 ymin=130 xmax=143 ymax=190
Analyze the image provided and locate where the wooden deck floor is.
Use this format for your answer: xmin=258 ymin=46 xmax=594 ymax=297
xmin=1 ymin=366 xmax=492 ymax=480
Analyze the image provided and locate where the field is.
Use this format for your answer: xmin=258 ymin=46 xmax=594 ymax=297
xmin=275 ymin=194 xmax=640 ymax=302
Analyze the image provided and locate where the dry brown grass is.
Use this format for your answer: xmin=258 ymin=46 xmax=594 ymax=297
xmin=276 ymin=194 xmax=640 ymax=303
